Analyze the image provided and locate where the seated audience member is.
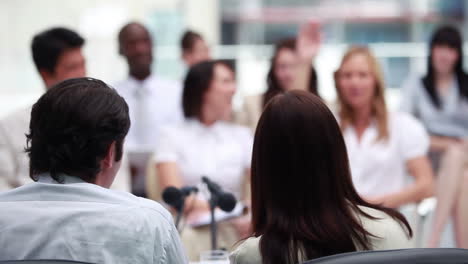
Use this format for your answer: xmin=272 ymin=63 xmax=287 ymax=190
xmin=400 ymin=25 xmax=468 ymax=248
xmin=230 ymin=90 xmax=413 ymax=264
xmin=0 ymin=27 xmax=130 ymax=192
xmin=335 ymin=46 xmax=434 ymax=208
xmin=237 ymin=21 xmax=320 ymax=132
xmin=181 ymin=30 xmax=211 ymax=67
xmin=0 ymin=78 xmax=186 ymax=263
xmin=155 ymin=60 xmax=252 ymax=260
xmin=115 ymin=22 xmax=183 ymax=197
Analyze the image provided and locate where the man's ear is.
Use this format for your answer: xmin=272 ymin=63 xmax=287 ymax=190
xmin=181 ymin=51 xmax=187 ymax=61
xmin=102 ymin=141 xmax=116 ymax=169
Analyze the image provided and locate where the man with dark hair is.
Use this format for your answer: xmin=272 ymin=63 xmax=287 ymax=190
xmin=31 ymin=27 xmax=86 ymax=88
xmin=0 ymin=78 xmax=186 ymax=263
xmin=180 ymin=30 xmax=211 ymax=67
xmin=0 ymin=27 xmax=130 ymax=191
xmin=114 ymin=22 xmax=183 ymax=196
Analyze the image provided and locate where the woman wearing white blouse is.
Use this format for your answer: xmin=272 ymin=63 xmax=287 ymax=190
xmin=230 ymin=91 xmax=412 ymax=264
xmin=334 ymin=46 xmax=434 ymax=208
xmin=155 ymin=60 xmax=252 ymax=260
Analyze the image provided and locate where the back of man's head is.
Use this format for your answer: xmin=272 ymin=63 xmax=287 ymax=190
xmin=31 ymin=27 xmax=86 ymax=88
xmin=26 ymin=78 xmax=130 ymax=185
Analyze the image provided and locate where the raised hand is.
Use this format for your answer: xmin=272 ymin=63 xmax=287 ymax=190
xmin=296 ymin=19 xmax=322 ymax=62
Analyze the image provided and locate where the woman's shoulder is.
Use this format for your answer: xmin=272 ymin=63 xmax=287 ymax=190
xmin=388 ymin=111 xmax=425 ymax=131
xmin=158 ymin=120 xmax=201 ymax=141
xmin=357 ymin=206 xmax=412 ymax=250
xmin=220 ymin=121 xmax=253 ymax=138
xmin=230 ymin=237 xmax=262 ymax=264
xmin=402 ymin=73 xmax=425 ymax=90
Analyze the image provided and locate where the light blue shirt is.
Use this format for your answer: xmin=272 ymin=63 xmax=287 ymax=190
xmin=0 ymin=173 xmax=187 ymax=264
xmin=400 ymin=75 xmax=468 ymax=138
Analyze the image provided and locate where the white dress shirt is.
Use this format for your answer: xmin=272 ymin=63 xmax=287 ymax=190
xmin=155 ymin=119 xmax=253 ymax=199
xmin=0 ymin=173 xmax=187 ymax=264
xmin=114 ymin=74 xmax=184 ymax=153
xmin=341 ymin=112 xmax=429 ymax=197
xmin=0 ymin=106 xmax=132 ymax=192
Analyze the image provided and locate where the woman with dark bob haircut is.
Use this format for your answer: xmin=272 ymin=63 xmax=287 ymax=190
xmin=155 ymin=60 xmax=253 ymax=260
xmin=231 ymin=90 xmax=412 ymax=264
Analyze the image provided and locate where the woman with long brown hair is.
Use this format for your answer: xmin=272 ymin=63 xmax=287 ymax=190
xmin=230 ymin=90 xmax=412 ymax=264
xmin=237 ymin=22 xmax=320 ymax=132
xmin=335 ymin=46 xmax=434 ymax=208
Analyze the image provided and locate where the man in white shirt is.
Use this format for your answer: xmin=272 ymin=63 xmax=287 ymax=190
xmin=0 ymin=27 xmax=131 ymax=192
xmin=0 ymin=77 xmax=187 ymax=263
xmin=114 ymin=22 xmax=184 ymax=196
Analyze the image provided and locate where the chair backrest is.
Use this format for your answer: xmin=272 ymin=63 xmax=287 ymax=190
xmin=0 ymin=260 xmax=94 ymax=264
xmin=303 ymin=248 xmax=468 ymax=264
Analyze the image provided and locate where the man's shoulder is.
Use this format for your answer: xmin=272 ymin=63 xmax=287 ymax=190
xmin=0 ymin=106 xmax=31 ymax=127
xmin=149 ymin=76 xmax=182 ymax=95
xmin=0 ymin=106 xmax=32 ymax=148
xmin=81 ymin=186 xmax=175 ymax=224
xmin=112 ymin=78 xmax=132 ymax=93
xmin=151 ymin=76 xmax=180 ymax=86
xmin=0 ymin=182 xmax=174 ymax=224
xmin=129 ymin=194 xmax=174 ymax=223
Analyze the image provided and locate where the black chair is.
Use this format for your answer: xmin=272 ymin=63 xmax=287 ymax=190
xmin=0 ymin=260 xmax=94 ymax=264
xmin=304 ymin=248 xmax=468 ymax=264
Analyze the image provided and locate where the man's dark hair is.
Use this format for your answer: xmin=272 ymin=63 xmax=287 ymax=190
xmin=26 ymin=77 xmax=130 ymax=183
xmin=31 ymin=27 xmax=85 ymax=73
xmin=180 ymin=30 xmax=202 ymax=52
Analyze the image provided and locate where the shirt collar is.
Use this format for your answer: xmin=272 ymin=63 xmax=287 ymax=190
xmin=128 ymin=74 xmax=154 ymax=95
xmin=187 ymin=118 xmax=227 ymax=136
xmin=36 ymin=172 xmax=88 ymax=184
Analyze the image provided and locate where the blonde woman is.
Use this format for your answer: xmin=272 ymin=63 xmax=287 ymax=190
xmin=334 ymin=46 xmax=434 ymax=208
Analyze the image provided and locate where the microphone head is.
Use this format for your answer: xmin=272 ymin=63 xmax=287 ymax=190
xmin=218 ymin=192 xmax=237 ymax=212
xmin=180 ymin=186 xmax=198 ymax=196
xmin=162 ymin=186 xmax=183 ymax=209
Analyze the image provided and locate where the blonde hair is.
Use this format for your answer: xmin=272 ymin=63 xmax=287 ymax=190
xmin=334 ymin=46 xmax=389 ymax=141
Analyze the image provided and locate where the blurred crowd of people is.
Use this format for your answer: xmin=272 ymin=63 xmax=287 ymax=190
xmin=0 ymin=18 xmax=467 ymax=263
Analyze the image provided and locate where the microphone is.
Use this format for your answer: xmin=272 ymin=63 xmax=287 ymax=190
xmin=201 ymin=176 xmax=236 ymax=212
xmin=162 ymin=186 xmax=198 ymax=211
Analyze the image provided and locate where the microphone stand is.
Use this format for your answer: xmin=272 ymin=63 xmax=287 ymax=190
xmin=208 ymin=194 xmax=218 ymax=250
xmin=175 ymin=201 xmax=185 ymax=230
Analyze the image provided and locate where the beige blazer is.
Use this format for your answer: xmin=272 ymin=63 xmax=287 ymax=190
xmin=230 ymin=206 xmax=412 ymax=264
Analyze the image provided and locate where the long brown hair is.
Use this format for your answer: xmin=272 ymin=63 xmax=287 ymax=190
xmin=251 ymin=90 xmax=411 ymax=264
xmin=264 ymin=38 xmax=318 ymax=107
xmin=335 ymin=46 xmax=389 ymax=141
